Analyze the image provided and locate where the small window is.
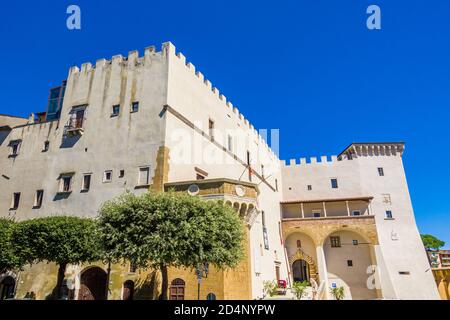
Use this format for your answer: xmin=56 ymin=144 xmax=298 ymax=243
xmin=385 ymin=210 xmax=393 ymax=219
xmin=129 ymin=263 xmax=137 ymax=273
xmin=296 ymin=240 xmax=302 ymax=248
xmin=227 ymin=135 xmax=233 ymax=152
xmin=82 ymin=174 xmax=91 ymax=191
xmin=112 ymin=104 xmax=120 ymax=116
xmin=330 ymin=236 xmax=341 ymax=248
xmin=206 ymin=293 xmax=216 ymax=300
xmin=352 ymin=211 xmax=361 ymax=216
xmin=131 ymin=101 xmax=139 ymax=113
xmin=42 ymin=141 xmax=50 ymax=152
xmin=208 ymin=119 xmax=215 ymax=140
xmin=119 ymin=170 xmax=125 ymax=178
xmin=103 ymin=170 xmax=112 ymax=183
xmin=34 ymin=190 xmax=44 ymax=208
xmin=60 ymin=175 xmax=73 ymax=192
xmin=138 ymin=166 xmax=150 ymax=186
xmin=307 ymin=185 xmax=312 ymax=191
xmin=331 ymin=178 xmax=338 ymax=189
xmin=10 ymin=192 xmax=20 ymax=210
xmin=9 ymin=141 xmax=21 ymax=156
xmin=378 ymin=167 xmax=384 ymax=176
xmin=347 ymin=260 xmax=353 ymax=267
xmin=196 ymin=173 xmax=205 ymax=180
xmin=261 ymin=165 xmax=265 ymax=178
xmin=352 ymin=240 xmax=359 ymax=246
xmin=399 ymin=271 xmax=410 ymax=275
xmin=313 ymin=210 xmax=321 ymax=218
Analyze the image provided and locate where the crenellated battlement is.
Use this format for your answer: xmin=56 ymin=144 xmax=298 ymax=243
xmin=67 ymin=42 xmax=279 ymax=160
xmin=281 ymin=155 xmax=339 ymax=167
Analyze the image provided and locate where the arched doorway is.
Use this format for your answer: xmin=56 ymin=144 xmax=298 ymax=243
xmin=292 ymin=259 xmax=310 ymax=283
xmin=0 ymin=276 xmax=16 ymax=300
xmin=169 ymin=278 xmax=185 ymax=300
xmin=78 ymin=267 xmax=107 ymax=300
xmin=122 ymin=280 xmax=135 ymax=300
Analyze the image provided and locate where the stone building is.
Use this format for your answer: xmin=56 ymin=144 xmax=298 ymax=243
xmin=0 ymin=42 xmax=440 ymax=300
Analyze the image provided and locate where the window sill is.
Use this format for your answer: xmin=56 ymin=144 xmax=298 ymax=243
xmin=80 ymin=189 xmax=90 ymax=193
xmin=56 ymin=191 xmax=72 ymax=195
xmin=110 ymin=113 xmax=119 ymax=118
xmin=32 ymin=206 xmax=42 ymax=209
xmin=135 ymin=184 xmax=150 ymax=189
xmin=8 ymin=154 xmax=18 ymax=158
xmin=130 ymin=110 xmax=139 ymax=113
xmin=9 ymin=208 xmax=18 ymax=211
xmin=384 ymin=218 xmax=395 ymax=220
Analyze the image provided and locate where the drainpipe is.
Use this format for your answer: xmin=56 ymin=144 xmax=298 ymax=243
xmin=105 ymin=261 xmax=111 ymax=300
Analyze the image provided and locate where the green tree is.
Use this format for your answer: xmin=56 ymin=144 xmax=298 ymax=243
xmin=330 ymin=286 xmax=345 ymax=300
xmin=0 ymin=218 xmax=23 ymax=273
xmin=98 ymin=191 xmax=245 ymax=300
xmin=12 ymin=216 xmax=101 ymax=299
xmin=421 ymin=234 xmax=445 ymax=250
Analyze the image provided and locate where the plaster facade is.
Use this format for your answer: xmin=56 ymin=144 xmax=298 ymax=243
xmin=0 ymin=42 xmax=440 ymax=300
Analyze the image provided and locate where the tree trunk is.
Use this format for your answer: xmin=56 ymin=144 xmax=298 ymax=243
xmin=159 ymin=265 xmax=168 ymax=300
xmin=55 ymin=262 xmax=67 ymax=300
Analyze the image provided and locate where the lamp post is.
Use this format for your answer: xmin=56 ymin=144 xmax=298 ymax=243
xmin=195 ymin=263 xmax=209 ymax=300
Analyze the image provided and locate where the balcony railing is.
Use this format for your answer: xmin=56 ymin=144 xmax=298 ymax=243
xmin=64 ymin=117 xmax=85 ymax=137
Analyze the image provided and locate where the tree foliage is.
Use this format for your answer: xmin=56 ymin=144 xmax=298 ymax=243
xmin=12 ymin=216 xmax=101 ymax=265
xmin=98 ymin=191 xmax=245 ymax=299
xmin=0 ymin=218 xmax=23 ymax=273
xmin=421 ymin=234 xmax=445 ymax=250
xmin=12 ymin=216 xmax=101 ymax=299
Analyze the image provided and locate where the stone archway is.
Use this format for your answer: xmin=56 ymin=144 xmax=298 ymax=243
xmin=78 ymin=267 xmax=107 ymax=300
xmin=288 ymin=249 xmax=318 ymax=282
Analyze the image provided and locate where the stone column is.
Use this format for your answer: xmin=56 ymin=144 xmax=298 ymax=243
xmin=346 ymin=201 xmax=350 ymax=216
xmin=316 ymin=245 xmax=329 ymax=299
xmin=300 ymin=203 xmax=304 ymax=219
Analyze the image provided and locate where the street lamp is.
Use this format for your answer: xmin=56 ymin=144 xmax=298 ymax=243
xmin=195 ymin=263 xmax=209 ymax=300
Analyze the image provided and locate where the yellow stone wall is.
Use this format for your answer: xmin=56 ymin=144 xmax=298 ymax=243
xmin=433 ymin=268 xmax=450 ymax=300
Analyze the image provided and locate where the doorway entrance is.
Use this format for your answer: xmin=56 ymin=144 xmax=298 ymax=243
xmin=0 ymin=276 xmax=15 ymax=300
xmin=78 ymin=267 xmax=107 ymax=300
xmin=292 ymin=259 xmax=310 ymax=282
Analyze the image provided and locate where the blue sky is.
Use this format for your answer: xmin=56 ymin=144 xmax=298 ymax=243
xmin=0 ymin=1 xmax=449 ymax=247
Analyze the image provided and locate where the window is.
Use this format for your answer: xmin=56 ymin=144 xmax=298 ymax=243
xmin=170 ymin=278 xmax=185 ymax=300
xmin=208 ymin=119 xmax=215 ymax=140
xmin=10 ymin=193 xmax=20 ymax=210
xmin=330 ymin=236 xmax=341 ymax=248
xmin=352 ymin=240 xmax=359 ymax=246
xmin=296 ymin=240 xmax=302 ymax=248
xmin=103 ymin=170 xmax=112 ymax=183
xmin=399 ymin=271 xmax=410 ymax=275
xmin=112 ymin=104 xmax=120 ymax=116
xmin=275 ymin=179 xmax=278 ymax=192
xmin=59 ymin=174 xmax=73 ymax=192
xmin=196 ymin=173 xmax=205 ymax=180
xmin=307 ymin=185 xmax=312 ymax=191
xmin=262 ymin=211 xmax=269 ymax=250
xmin=131 ymin=101 xmax=139 ymax=113
xmin=227 ymin=135 xmax=233 ymax=152
xmin=34 ymin=190 xmax=44 ymax=208
xmin=313 ymin=210 xmax=321 ymax=218
xmin=9 ymin=140 xmax=21 ymax=156
xmin=68 ymin=108 xmax=85 ymax=129
xmin=82 ymin=174 xmax=91 ymax=191
xmin=352 ymin=210 xmax=361 ymax=216
xmin=378 ymin=167 xmax=384 ymax=176
xmin=129 ymin=263 xmax=137 ymax=273
xmin=119 ymin=170 xmax=125 ymax=178
xmin=331 ymin=178 xmax=338 ymax=189
xmin=138 ymin=166 xmax=150 ymax=185
xmin=385 ymin=210 xmax=393 ymax=219
xmin=247 ymin=151 xmax=252 ymax=181
xmin=42 ymin=141 xmax=50 ymax=152
xmin=206 ymin=293 xmax=216 ymax=300
xmin=347 ymin=260 xmax=353 ymax=267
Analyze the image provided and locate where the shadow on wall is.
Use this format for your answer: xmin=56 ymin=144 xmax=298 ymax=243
xmin=60 ymin=135 xmax=81 ymax=149
xmin=134 ymin=271 xmax=161 ymax=300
